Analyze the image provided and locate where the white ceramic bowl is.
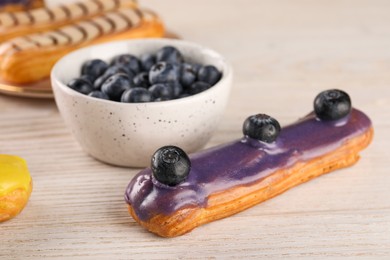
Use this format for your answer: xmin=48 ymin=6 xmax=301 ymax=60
xmin=51 ymin=39 xmax=233 ymax=167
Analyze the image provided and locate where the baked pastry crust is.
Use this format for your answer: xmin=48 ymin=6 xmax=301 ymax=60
xmin=0 ymin=0 xmax=137 ymax=42
xmin=126 ymin=109 xmax=373 ymax=237
xmin=0 ymin=183 xmax=32 ymax=222
xmin=0 ymin=8 xmax=164 ymax=84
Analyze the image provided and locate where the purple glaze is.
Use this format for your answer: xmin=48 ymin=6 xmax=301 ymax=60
xmin=125 ymin=109 xmax=372 ymax=221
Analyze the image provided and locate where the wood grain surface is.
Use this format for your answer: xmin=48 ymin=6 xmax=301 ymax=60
xmin=1 ymin=0 xmax=390 ymax=258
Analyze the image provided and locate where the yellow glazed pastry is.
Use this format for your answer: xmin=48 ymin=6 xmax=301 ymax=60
xmin=0 ymin=154 xmax=32 ymax=222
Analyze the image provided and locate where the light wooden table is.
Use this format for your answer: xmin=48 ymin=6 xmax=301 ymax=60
xmin=1 ymin=0 xmax=389 ymax=258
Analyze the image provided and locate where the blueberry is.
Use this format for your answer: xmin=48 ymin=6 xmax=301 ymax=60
xmin=154 ymin=97 xmax=171 ymax=102
xmin=178 ymin=93 xmax=190 ymax=99
xmin=121 ymin=88 xmax=153 ymax=103
xmin=169 ymin=81 xmax=183 ymax=98
xmin=151 ymin=146 xmax=191 ymax=186
xmin=101 ymin=74 xmax=133 ymax=101
xmin=140 ymin=53 xmax=156 ymax=72
xmin=191 ymin=63 xmax=201 ymax=74
xmin=180 ymin=63 xmax=197 ymax=88
xmin=243 ymin=114 xmax=281 ymax=143
xmin=112 ymin=64 xmax=136 ymax=79
xmin=88 ymin=90 xmax=109 ymax=100
xmin=198 ymin=65 xmax=222 ymax=86
xmin=156 ymin=46 xmax=183 ymax=64
xmin=80 ymin=74 xmax=94 ymax=85
xmin=149 ymin=62 xmax=179 ymax=84
xmin=188 ymin=81 xmax=211 ymax=95
xmin=172 ymin=63 xmax=181 ymax=76
xmin=81 ymin=59 xmax=108 ymax=81
xmin=111 ymin=54 xmax=141 ymax=74
xmin=94 ymin=65 xmax=135 ymax=89
xmin=149 ymin=83 xmax=174 ymax=100
xmin=133 ymin=72 xmax=150 ymax=88
xmin=67 ymin=78 xmax=94 ymax=94
xmin=314 ymin=89 xmax=352 ymax=121
xmin=94 ymin=75 xmax=110 ymax=90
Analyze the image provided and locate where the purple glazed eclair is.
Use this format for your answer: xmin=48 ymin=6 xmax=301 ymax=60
xmin=125 ymin=90 xmax=373 ymax=237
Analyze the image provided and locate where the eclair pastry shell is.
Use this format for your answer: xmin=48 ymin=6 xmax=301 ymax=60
xmin=0 ymin=0 xmax=137 ymax=43
xmin=0 ymin=9 xmax=164 ymax=84
xmin=128 ymin=127 xmax=373 ymax=237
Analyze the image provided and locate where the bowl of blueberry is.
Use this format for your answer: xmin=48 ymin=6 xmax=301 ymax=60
xmin=51 ymin=39 xmax=233 ymax=167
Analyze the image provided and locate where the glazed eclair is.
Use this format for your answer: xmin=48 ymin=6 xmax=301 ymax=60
xmin=125 ymin=90 xmax=373 ymax=237
xmin=0 ymin=0 xmax=137 ymax=42
xmin=0 ymin=7 xmax=164 ymax=84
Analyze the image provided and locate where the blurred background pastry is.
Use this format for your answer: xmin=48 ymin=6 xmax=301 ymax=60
xmin=0 ymin=0 xmax=165 ymax=85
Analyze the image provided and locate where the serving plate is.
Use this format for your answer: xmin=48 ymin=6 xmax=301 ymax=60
xmin=0 ymin=79 xmax=53 ymax=99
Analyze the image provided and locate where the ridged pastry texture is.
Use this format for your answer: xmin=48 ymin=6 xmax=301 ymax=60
xmin=0 ymin=8 xmax=164 ymax=84
xmin=0 ymin=0 xmax=137 ymax=42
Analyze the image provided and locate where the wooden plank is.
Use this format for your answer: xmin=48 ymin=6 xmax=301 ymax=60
xmin=0 ymin=0 xmax=389 ymax=258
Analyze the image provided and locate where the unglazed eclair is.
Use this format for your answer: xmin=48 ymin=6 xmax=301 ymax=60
xmin=0 ymin=7 xmax=164 ymax=84
xmin=125 ymin=89 xmax=373 ymax=237
xmin=0 ymin=0 xmax=137 ymax=42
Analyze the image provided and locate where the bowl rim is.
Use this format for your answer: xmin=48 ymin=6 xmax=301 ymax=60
xmin=51 ymin=38 xmax=233 ymax=107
